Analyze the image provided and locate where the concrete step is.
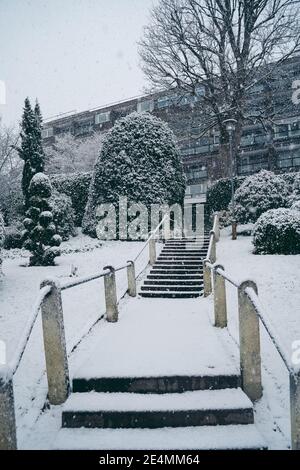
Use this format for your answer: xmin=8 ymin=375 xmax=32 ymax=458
xmin=139 ymin=290 xmax=203 ymax=298
xmin=62 ymin=388 xmax=254 ymax=429
xmin=72 ymin=374 xmax=241 ymax=394
xmin=144 ymin=280 xmax=203 ymax=286
xmin=150 ymin=270 xmax=202 ymax=275
xmin=141 ymin=285 xmax=202 ymax=292
xmin=158 ymin=257 xmax=204 ymax=261
xmin=147 ymin=274 xmax=203 ymax=280
xmin=55 ymin=425 xmax=267 ymax=450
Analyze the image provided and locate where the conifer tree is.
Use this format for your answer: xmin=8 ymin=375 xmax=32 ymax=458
xmin=22 ymin=173 xmax=61 ymax=266
xmin=18 ymin=98 xmax=45 ymax=209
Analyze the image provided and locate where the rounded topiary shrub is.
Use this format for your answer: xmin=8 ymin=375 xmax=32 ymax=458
xmin=50 ymin=191 xmax=76 ymax=241
xmin=234 ymin=170 xmax=287 ymax=223
xmin=253 ymin=208 xmax=300 ymax=254
xmin=82 ymin=112 xmax=186 ymax=237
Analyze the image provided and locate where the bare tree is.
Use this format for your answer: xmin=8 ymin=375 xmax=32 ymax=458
xmin=139 ymin=0 xmax=300 ymax=177
xmin=0 ymin=124 xmax=23 ymax=222
xmin=45 ymin=132 xmax=104 ymax=174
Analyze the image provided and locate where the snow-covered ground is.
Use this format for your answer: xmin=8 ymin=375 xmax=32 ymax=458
xmin=1 ymin=228 xmax=299 ymax=449
xmin=216 ymin=227 xmax=300 ymax=449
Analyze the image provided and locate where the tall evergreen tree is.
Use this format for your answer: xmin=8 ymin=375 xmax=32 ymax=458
xmin=18 ymin=98 xmax=45 ymax=208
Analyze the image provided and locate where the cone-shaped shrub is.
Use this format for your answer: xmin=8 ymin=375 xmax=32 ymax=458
xmin=22 ymin=173 xmax=61 ymax=266
xmin=82 ymin=112 xmax=186 ymax=237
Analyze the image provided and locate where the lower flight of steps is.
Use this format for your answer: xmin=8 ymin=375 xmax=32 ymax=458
xmin=139 ymin=235 xmax=210 ymax=298
xmin=54 ymin=373 xmax=266 ymax=450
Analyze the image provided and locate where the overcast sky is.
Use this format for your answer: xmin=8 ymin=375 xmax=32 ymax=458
xmin=0 ymin=0 xmax=156 ymax=126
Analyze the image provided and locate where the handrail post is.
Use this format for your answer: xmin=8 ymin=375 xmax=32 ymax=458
xmin=210 ymin=230 xmax=216 ymax=263
xmin=104 ymin=266 xmax=118 ymax=322
xmin=214 ymin=213 xmax=220 ymax=242
xmin=127 ymin=260 xmax=137 ymax=297
xmin=203 ymin=259 xmax=212 ymax=297
xmin=149 ymin=236 xmax=156 ymax=266
xmin=40 ymin=279 xmax=70 ymax=405
xmin=238 ymin=281 xmax=262 ymax=401
xmin=290 ymin=370 xmax=300 ymax=450
xmin=0 ymin=369 xmax=17 ymax=450
xmin=213 ymin=265 xmax=227 ymax=328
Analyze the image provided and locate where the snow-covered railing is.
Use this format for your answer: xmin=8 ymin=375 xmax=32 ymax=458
xmin=203 ymin=229 xmax=300 ymax=450
xmin=0 ymin=216 xmax=169 ymax=450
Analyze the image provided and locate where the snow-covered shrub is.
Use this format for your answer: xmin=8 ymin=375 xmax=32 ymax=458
xmin=253 ymin=208 xmax=300 ymax=254
xmin=0 ymin=211 xmax=4 ymax=274
xmin=82 ymin=112 xmax=186 ymax=237
xmin=51 ymin=172 xmax=92 ymax=225
xmin=234 ymin=170 xmax=287 ymax=223
xmin=291 ymin=200 xmax=300 ymax=211
xmin=22 ymin=173 xmax=61 ymax=266
xmin=3 ymin=222 xmax=23 ymax=249
xmin=206 ymin=176 xmax=245 ymax=214
xmin=50 ymin=191 xmax=76 ymax=241
xmin=287 ymin=172 xmax=300 ymax=207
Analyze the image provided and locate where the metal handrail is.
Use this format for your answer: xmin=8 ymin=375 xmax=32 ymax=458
xmin=133 ymin=214 xmax=168 ymax=263
xmin=206 ymin=261 xmax=294 ymax=374
xmin=245 ymin=287 xmax=294 ymax=375
xmin=8 ymin=285 xmax=52 ymax=376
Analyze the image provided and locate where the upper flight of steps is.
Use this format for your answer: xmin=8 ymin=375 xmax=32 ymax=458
xmin=55 ymin=373 xmax=266 ymax=450
xmin=139 ymin=234 xmax=210 ymax=299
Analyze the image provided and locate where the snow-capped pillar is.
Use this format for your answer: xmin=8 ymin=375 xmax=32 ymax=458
xmin=214 ymin=213 xmax=220 ymax=242
xmin=238 ymin=280 xmax=262 ymax=402
xmin=203 ymin=259 xmax=212 ymax=297
xmin=104 ymin=266 xmax=119 ymax=323
xmin=164 ymin=213 xmax=171 ymax=240
xmin=0 ymin=369 xmax=17 ymax=450
xmin=210 ymin=231 xmax=217 ymax=263
xmin=127 ymin=261 xmax=137 ymax=297
xmin=149 ymin=236 xmax=156 ymax=266
xmin=213 ymin=265 xmax=227 ymax=328
xmin=40 ymin=279 xmax=70 ymax=405
xmin=290 ymin=371 xmax=300 ymax=450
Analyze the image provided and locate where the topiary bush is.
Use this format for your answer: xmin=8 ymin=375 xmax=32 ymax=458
xmin=51 ymin=172 xmax=92 ymax=226
xmin=22 ymin=173 xmax=62 ymax=266
xmin=253 ymin=208 xmax=300 ymax=254
xmin=234 ymin=170 xmax=287 ymax=223
xmin=50 ymin=191 xmax=76 ymax=241
xmin=82 ymin=112 xmax=186 ymax=237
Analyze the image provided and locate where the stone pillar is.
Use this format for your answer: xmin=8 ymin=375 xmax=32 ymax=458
xmin=0 ymin=370 xmax=17 ymax=450
xmin=40 ymin=279 xmax=70 ymax=405
xmin=213 ymin=264 xmax=227 ymax=328
xmin=104 ymin=266 xmax=119 ymax=323
xmin=214 ymin=213 xmax=220 ymax=242
xmin=210 ymin=231 xmax=216 ymax=263
xmin=203 ymin=259 xmax=212 ymax=297
xmin=149 ymin=237 xmax=156 ymax=266
xmin=290 ymin=371 xmax=300 ymax=450
xmin=238 ymin=280 xmax=262 ymax=401
xmin=127 ymin=261 xmax=137 ymax=297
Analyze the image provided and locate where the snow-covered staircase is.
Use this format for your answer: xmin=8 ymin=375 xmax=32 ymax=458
xmin=55 ymin=373 xmax=266 ymax=450
xmin=139 ymin=235 xmax=210 ymax=298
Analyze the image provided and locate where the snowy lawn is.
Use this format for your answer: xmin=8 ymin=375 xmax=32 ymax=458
xmin=0 ymin=232 xmax=150 ymax=447
xmin=216 ymin=227 xmax=300 ymax=449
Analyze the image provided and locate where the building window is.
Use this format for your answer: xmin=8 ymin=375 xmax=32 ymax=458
xmin=95 ymin=111 xmax=110 ymax=125
xmin=42 ymin=127 xmax=53 ymax=138
xmin=157 ymin=96 xmax=169 ymax=109
xmin=137 ymin=100 xmax=154 ymax=113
